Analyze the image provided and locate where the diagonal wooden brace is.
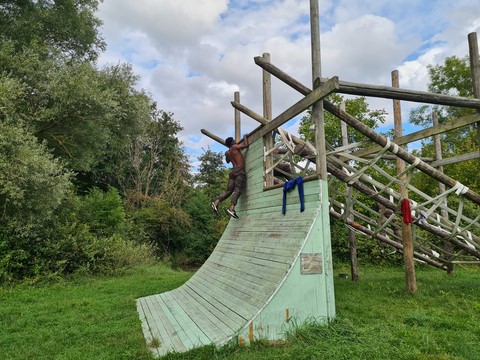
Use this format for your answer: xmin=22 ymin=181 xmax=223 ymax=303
xmin=245 ymin=76 xmax=339 ymax=144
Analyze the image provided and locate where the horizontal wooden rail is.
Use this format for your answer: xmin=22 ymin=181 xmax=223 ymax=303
xmin=430 ymin=151 xmax=480 ymax=167
xmin=255 ymin=56 xmax=480 ymax=109
xmin=242 ymin=76 xmax=339 ymax=144
xmin=352 ymin=113 xmax=480 ymax=158
xmin=253 ymin=56 xmax=480 ymax=205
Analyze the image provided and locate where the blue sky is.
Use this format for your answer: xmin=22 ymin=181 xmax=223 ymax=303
xmin=97 ymin=0 xmax=480 ymax=170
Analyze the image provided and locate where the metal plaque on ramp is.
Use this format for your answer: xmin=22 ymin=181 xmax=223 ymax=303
xmin=300 ymin=253 xmax=323 ymax=274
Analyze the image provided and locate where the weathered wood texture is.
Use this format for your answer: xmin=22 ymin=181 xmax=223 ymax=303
xmin=392 ymin=70 xmax=417 ymax=294
xmin=429 ymin=151 xmax=480 ymax=167
xmin=468 ymin=32 xmax=480 ymax=148
xmin=263 ymin=53 xmax=274 ymax=187
xmin=340 ymin=109 xmax=359 ymax=281
xmin=137 ymin=139 xmax=334 ymax=356
xmin=253 ymin=56 xmax=480 ymax=205
xmin=234 ymin=91 xmax=241 ymax=142
xmin=254 ymin=55 xmax=480 ymax=109
xmin=352 ymin=112 xmax=480 ymax=159
xmin=246 ymin=76 xmax=339 ymax=144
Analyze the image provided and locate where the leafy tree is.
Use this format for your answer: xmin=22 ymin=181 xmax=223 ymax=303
xmin=194 ymin=147 xmax=227 ymax=201
xmin=0 ymin=0 xmax=170 ymax=282
xmin=0 ymin=1 xmax=143 ymax=187
xmin=109 ymin=108 xmax=191 ymax=203
xmin=74 ymin=64 xmax=155 ymax=191
xmin=75 ymin=187 xmax=126 ymax=237
xmin=0 ymin=0 xmax=105 ymax=61
xmin=1 ymin=55 xmax=150 ymax=177
xmin=409 ymin=56 xmax=474 ymax=127
xmin=0 ymin=190 xmax=155 ymax=283
xmin=299 ymin=94 xmax=387 ymax=148
xmin=30 ymin=61 xmax=121 ymax=171
xmin=0 ymin=122 xmax=72 ymax=224
xmin=181 ymin=190 xmax=224 ymax=265
xmin=130 ymin=196 xmax=191 ymax=257
xmin=409 ymin=55 xmax=479 ymax=195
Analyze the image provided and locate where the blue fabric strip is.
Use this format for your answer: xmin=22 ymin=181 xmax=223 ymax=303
xmin=282 ymin=176 xmax=305 ymax=215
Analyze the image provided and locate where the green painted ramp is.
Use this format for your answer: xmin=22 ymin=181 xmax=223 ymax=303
xmin=136 ymin=139 xmax=335 ymax=357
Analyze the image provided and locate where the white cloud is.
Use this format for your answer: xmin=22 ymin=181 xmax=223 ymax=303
xmin=96 ymin=0 xmax=480 ymax=163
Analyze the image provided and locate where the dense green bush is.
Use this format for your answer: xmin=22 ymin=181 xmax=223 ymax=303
xmin=0 ymin=188 xmax=156 ymax=284
xmin=180 ymin=191 xmax=224 ymax=266
xmin=130 ymin=196 xmax=192 ymax=259
xmin=0 ymin=122 xmax=73 ymax=223
xmin=75 ymin=187 xmax=127 ymax=236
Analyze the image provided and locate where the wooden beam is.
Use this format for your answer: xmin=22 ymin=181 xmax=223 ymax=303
xmin=254 ymin=55 xmax=480 ymax=109
xmin=392 ymin=70 xmax=417 ymax=294
xmin=234 ymin=91 xmax=241 ymax=142
xmin=230 ymin=102 xmax=268 ymax=125
xmin=364 ymin=154 xmax=433 ymax=162
xmin=244 ymin=76 xmax=339 ymax=144
xmin=333 ymin=80 xmax=480 ymax=109
xmin=433 ymin=111 xmax=454 ymax=274
xmin=352 ymin=112 xmax=480 ymax=158
xmin=200 ymin=129 xmax=225 ymax=145
xmin=253 ymin=56 xmax=480 ymax=205
xmin=255 ymin=56 xmax=311 ymax=94
xmin=430 ymin=151 xmax=480 ymax=167
xmin=341 ymin=103 xmax=359 ymax=282
xmin=468 ymin=32 xmax=480 ymax=149
xmin=310 ymin=0 xmax=328 ymax=181
xmin=263 ymin=52 xmax=274 ymax=187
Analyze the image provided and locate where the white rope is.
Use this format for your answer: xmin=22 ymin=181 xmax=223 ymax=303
xmin=390 ymin=141 xmax=399 ymax=154
xmin=410 ymin=180 xmax=477 ymax=243
xmin=345 ymin=139 xmax=393 ymax=185
xmin=451 ymin=181 xmax=469 ymax=195
xmin=411 ymin=181 xmax=467 ymax=216
xmin=278 ymin=128 xmax=295 ymax=153
xmin=372 ymin=212 xmax=397 ymax=238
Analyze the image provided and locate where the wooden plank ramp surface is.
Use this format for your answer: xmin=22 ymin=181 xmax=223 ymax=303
xmin=136 ymin=140 xmax=335 ymax=357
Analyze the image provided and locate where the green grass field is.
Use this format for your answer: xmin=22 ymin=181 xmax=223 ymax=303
xmin=1 ymin=264 xmax=479 ymax=360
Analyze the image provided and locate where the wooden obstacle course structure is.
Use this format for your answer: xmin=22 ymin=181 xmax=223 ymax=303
xmin=229 ymin=43 xmax=480 ymax=271
xmin=137 ymin=1 xmax=480 ymax=355
xmin=137 ymin=138 xmax=336 ymax=356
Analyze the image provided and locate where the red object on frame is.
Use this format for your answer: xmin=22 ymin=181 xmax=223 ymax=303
xmin=401 ymin=198 xmax=413 ymax=224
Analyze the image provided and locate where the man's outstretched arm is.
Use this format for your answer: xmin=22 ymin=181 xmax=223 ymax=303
xmin=236 ymin=134 xmax=249 ymax=150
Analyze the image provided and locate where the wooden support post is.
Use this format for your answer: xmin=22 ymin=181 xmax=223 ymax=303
xmin=392 ymin=70 xmax=417 ymax=293
xmin=468 ymin=32 xmax=480 ymax=150
xmin=310 ymin=0 xmax=335 ymax=319
xmin=242 ymin=77 xmax=339 ymax=144
xmin=341 ymin=103 xmax=359 ymax=281
xmin=234 ymin=91 xmax=241 ymax=142
xmin=310 ymin=0 xmax=327 ymax=180
xmin=433 ymin=111 xmax=454 ymax=274
xmin=263 ymin=53 xmax=274 ymax=187
xmin=251 ymin=56 xmax=480 ymax=204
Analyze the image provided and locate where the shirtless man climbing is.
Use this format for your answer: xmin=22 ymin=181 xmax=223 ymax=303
xmin=211 ymin=134 xmax=249 ymax=219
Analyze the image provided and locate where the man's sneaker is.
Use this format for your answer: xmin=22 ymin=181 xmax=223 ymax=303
xmin=211 ymin=202 xmax=219 ymax=214
xmin=226 ymin=209 xmax=239 ymax=219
